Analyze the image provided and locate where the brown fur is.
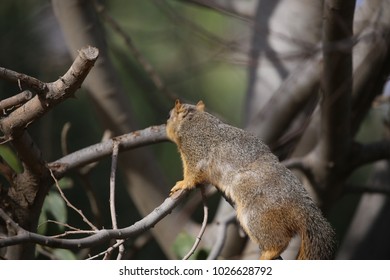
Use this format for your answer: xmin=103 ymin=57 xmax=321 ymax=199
xmin=167 ymin=100 xmax=335 ymax=259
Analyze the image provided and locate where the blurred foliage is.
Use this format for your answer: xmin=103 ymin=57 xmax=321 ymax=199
xmin=0 ymin=145 xmax=22 ymax=174
xmin=105 ymin=0 xmax=247 ymax=127
xmin=38 ymin=179 xmax=72 ymax=235
xmin=36 ymin=179 xmax=75 ymax=259
xmin=172 ymin=231 xmax=209 ymax=260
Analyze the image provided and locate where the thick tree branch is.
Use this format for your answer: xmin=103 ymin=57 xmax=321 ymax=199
xmin=318 ymin=0 xmax=355 ymax=165
xmin=309 ymin=0 xmax=355 ymax=193
xmin=10 ymin=132 xmax=46 ymax=176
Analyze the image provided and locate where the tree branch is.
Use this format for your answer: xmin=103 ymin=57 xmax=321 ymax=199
xmin=48 ymin=125 xmax=168 ymax=178
xmin=349 ymin=141 xmax=390 ymax=171
xmin=351 ymin=27 xmax=390 ymax=135
xmin=0 ymin=46 xmax=99 ymax=259
xmin=310 ymin=0 xmax=355 ymax=192
xmin=0 ymin=68 xmax=47 ymax=94
xmin=0 ymin=46 xmax=99 ymax=139
xmin=318 ymin=0 xmax=355 ymax=164
xmin=0 ymin=189 xmax=189 ymax=250
xmin=207 ymin=211 xmax=236 ymax=260
xmin=108 ymin=140 xmax=125 ymax=259
xmin=343 ymin=183 xmax=390 ymax=196
xmin=247 ymin=54 xmax=321 ymax=144
xmin=0 ymin=90 xmax=33 ymax=114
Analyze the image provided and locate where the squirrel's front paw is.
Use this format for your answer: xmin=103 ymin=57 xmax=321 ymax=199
xmin=169 ymin=181 xmax=184 ymax=196
xmin=169 ymin=180 xmax=190 ymax=196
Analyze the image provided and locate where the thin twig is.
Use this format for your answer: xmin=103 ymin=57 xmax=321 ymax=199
xmin=78 ymin=130 xmax=113 ymax=229
xmin=89 ymin=239 xmax=125 ymax=260
xmin=109 ymin=140 xmax=120 ymax=231
xmin=39 ymin=219 xmax=82 ymax=232
xmin=183 ymin=186 xmax=208 ymax=260
xmin=105 ymin=140 xmax=125 ymax=260
xmin=40 ymin=220 xmax=96 ymax=238
xmin=49 ymin=169 xmax=98 ymax=231
xmin=0 ymin=136 xmax=12 ymax=145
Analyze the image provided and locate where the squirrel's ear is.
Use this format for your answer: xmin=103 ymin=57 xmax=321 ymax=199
xmin=196 ymin=100 xmax=205 ymax=112
xmin=174 ymin=99 xmax=182 ymax=111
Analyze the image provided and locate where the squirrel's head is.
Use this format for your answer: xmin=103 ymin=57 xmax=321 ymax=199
xmin=166 ymin=99 xmax=205 ymax=142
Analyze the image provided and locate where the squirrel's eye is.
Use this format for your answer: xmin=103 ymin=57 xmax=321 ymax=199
xmin=186 ymin=113 xmax=193 ymax=121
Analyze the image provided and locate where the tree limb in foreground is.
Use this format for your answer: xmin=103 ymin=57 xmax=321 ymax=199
xmin=0 ymin=189 xmax=189 ymax=250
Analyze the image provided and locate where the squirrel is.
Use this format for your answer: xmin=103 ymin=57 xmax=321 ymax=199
xmin=166 ymin=100 xmax=335 ymax=260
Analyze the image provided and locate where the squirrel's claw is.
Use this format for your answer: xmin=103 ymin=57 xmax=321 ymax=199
xmin=169 ymin=180 xmax=192 ymax=196
xmin=169 ymin=188 xmax=178 ymax=196
xmin=169 ymin=181 xmax=184 ymax=196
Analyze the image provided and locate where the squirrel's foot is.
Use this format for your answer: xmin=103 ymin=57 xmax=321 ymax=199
xmin=169 ymin=180 xmax=193 ymax=196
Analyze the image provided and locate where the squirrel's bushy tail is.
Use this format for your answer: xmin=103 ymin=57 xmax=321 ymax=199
xmin=296 ymin=208 xmax=336 ymax=260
